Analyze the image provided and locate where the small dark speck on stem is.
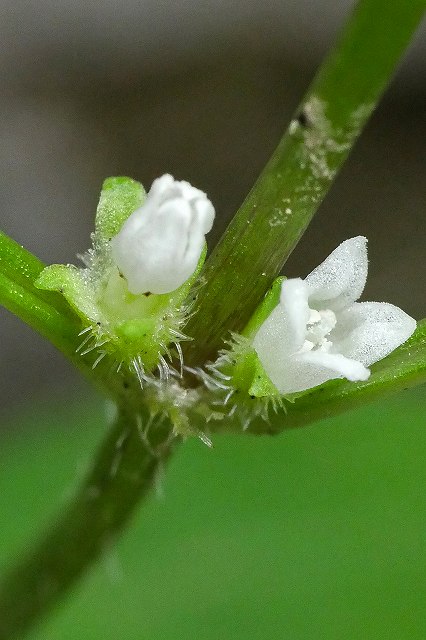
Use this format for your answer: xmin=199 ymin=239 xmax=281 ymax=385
xmin=296 ymin=109 xmax=311 ymax=128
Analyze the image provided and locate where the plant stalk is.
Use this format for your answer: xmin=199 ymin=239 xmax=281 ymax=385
xmin=0 ymin=407 xmax=176 ymax=640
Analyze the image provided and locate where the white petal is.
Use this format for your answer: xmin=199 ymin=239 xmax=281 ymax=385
xmin=331 ymin=301 xmax=416 ymax=366
xmin=111 ymin=174 xmax=215 ymax=294
xmin=177 ymin=179 xmax=207 ymax=203
xmin=149 ymin=174 xmax=175 ymax=198
xmin=305 ymin=236 xmax=368 ymax=311
xmin=252 ymin=307 xmax=297 ymax=380
xmin=253 ymin=279 xmax=310 ymax=389
xmin=192 ymin=197 xmax=215 ymax=234
xmin=111 ymin=198 xmax=189 ymax=294
xmin=279 ymin=279 xmax=311 ymax=349
xmin=264 ymin=350 xmax=369 ymax=395
xmin=253 ymin=279 xmax=309 ymax=356
xmin=299 ymin=350 xmax=370 ymax=381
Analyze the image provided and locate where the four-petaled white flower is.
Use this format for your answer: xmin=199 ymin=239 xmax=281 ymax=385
xmin=253 ymin=237 xmax=416 ymax=394
xmin=111 ymin=174 xmax=215 ymax=295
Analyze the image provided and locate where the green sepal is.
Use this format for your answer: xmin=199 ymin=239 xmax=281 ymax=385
xmin=241 ymin=276 xmax=285 ymax=340
xmin=226 ymin=343 xmax=280 ymax=400
xmin=35 ymin=264 xmax=100 ymax=324
xmin=94 ymin=176 xmax=146 ymax=243
xmin=111 ymin=247 xmax=206 ymax=369
xmin=115 ymin=318 xmax=159 ymax=370
xmin=248 ymin=358 xmax=280 ymax=397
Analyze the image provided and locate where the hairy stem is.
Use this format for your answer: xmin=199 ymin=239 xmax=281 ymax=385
xmin=184 ymin=0 xmax=425 ymax=366
xmin=0 ymin=407 xmax=176 ymax=640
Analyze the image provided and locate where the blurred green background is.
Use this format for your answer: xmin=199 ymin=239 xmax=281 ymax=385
xmin=1 ymin=387 xmax=425 ymax=639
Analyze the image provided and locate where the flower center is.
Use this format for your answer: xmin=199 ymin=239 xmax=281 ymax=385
xmin=300 ymin=308 xmax=337 ymax=353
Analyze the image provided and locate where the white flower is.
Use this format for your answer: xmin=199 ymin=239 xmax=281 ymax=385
xmin=253 ymin=237 xmax=416 ymax=394
xmin=111 ymin=174 xmax=215 ymax=295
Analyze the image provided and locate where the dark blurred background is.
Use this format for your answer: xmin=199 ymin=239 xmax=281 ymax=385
xmin=0 ymin=0 xmax=424 ymax=416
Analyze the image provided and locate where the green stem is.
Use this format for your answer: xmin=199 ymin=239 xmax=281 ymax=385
xmin=0 ymin=271 xmax=80 ymax=355
xmin=0 ymin=407 xmax=176 ymax=640
xmin=0 ymin=232 xmax=135 ymax=401
xmin=0 ymin=232 xmax=76 ymax=321
xmin=184 ymin=0 xmax=426 ymax=366
xmin=0 ymin=231 xmax=83 ymax=355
